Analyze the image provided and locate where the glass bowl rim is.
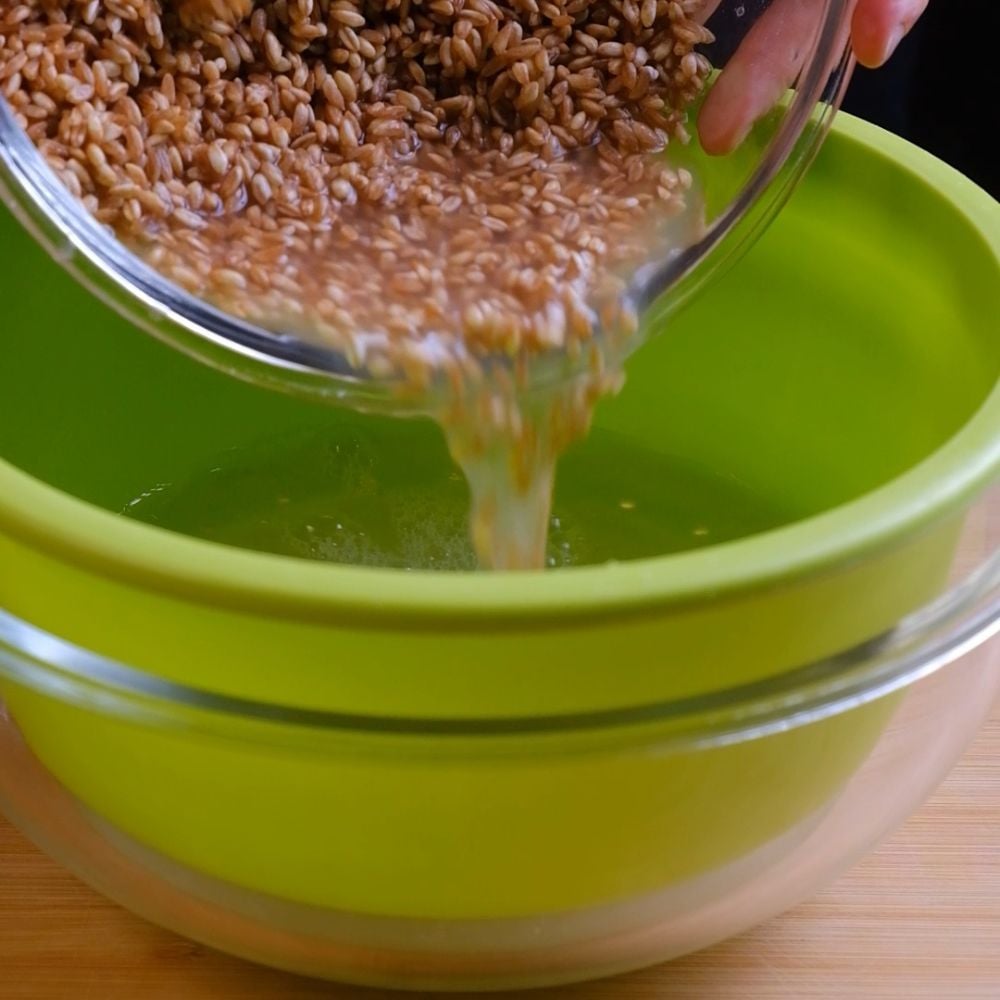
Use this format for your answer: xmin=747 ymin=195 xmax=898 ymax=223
xmin=1 ymin=538 xmax=997 ymax=743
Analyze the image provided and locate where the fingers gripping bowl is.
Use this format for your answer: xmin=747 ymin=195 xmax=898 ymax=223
xmin=1 ymin=115 xmax=999 ymax=988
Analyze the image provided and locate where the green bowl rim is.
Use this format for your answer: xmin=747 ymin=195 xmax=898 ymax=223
xmin=1 ymin=114 xmax=998 ymax=629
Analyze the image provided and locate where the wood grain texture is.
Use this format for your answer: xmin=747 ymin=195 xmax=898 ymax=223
xmin=2 ymin=705 xmax=998 ymax=1000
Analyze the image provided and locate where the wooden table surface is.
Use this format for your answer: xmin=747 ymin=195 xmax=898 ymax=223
xmin=2 ymin=703 xmax=998 ymax=1000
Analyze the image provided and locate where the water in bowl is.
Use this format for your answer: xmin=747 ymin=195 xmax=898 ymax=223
xmin=122 ymin=422 xmax=793 ymax=571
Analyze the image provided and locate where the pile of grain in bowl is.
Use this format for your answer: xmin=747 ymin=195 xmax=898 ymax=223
xmin=0 ymin=0 xmax=713 ymax=569
xmin=0 ymin=0 xmax=712 ymax=380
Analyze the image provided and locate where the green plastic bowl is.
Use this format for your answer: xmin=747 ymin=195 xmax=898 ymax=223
xmin=0 ymin=115 xmax=998 ymax=981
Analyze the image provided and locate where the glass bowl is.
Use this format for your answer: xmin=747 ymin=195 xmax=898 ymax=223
xmin=1 ymin=113 xmax=999 ymax=989
xmin=0 ymin=500 xmax=997 ymax=990
xmin=0 ymin=0 xmax=858 ymax=411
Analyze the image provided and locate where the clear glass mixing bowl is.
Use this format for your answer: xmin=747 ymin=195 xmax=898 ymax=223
xmin=0 ymin=0 xmax=856 ymax=412
xmin=0 ymin=485 xmax=997 ymax=991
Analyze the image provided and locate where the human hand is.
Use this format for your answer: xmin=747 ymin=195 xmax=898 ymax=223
xmin=696 ymin=0 xmax=931 ymax=154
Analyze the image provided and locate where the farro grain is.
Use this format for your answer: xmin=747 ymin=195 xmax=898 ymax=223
xmin=2 ymin=0 xmax=713 ymax=566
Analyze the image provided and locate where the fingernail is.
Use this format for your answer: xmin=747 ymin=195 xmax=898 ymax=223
xmin=879 ymin=23 xmax=906 ymax=65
